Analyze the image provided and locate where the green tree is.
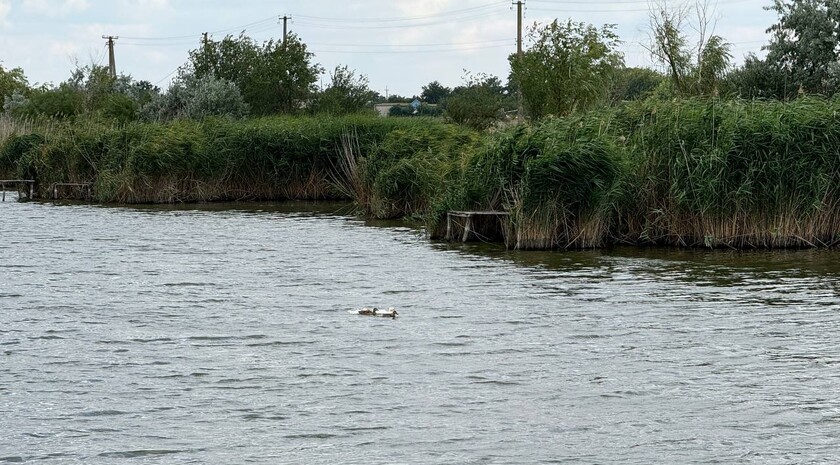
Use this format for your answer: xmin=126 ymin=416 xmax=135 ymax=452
xmin=0 ymin=64 xmax=30 ymax=104
xmin=445 ymin=72 xmax=506 ymax=130
xmin=420 ymin=81 xmax=451 ymax=104
xmin=187 ymin=33 xmax=321 ymax=115
xmin=18 ymin=85 xmax=85 ymax=119
xmin=510 ymin=20 xmax=624 ymax=119
xmin=723 ymin=53 xmax=796 ymax=99
xmin=610 ymin=67 xmax=665 ymax=102
xmin=647 ymin=2 xmax=732 ymax=96
xmin=311 ymin=65 xmax=376 ymax=115
xmin=764 ymin=0 xmax=840 ymax=95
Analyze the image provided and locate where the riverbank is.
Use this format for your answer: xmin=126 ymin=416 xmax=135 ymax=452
xmin=2 ymin=97 xmax=839 ymax=249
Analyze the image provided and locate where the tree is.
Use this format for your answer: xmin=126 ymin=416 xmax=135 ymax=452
xmin=17 ymin=86 xmax=85 ymax=119
xmin=610 ymin=67 xmax=665 ymax=102
xmin=647 ymin=1 xmax=732 ymax=96
xmin=764 ymin=0 xmax=840 ymax=95
xmin=510 ymin=20 xmax=624 ymax=119
xmin=140 ymin=74 xmax=249 ymax=121
xmin=187 ymin=33 xmax=321 ymax=115
xmin=0 ymin=64 xmax=30 ymax=104
xmin=445 ymin=72 xmax=506 ymax=130
xmin=724 ymin=53 xmax=799 ymax=99
xmin=311 ymin=65 xmax=376 ymax=115
xmin=420 ymin=81 xmax=451 ymax=104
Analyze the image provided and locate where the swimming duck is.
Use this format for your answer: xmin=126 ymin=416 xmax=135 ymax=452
xmin=351 ymin=307 xmax=378 ymax=316
xmin=378 ymin=307 xmax=398 ymax=318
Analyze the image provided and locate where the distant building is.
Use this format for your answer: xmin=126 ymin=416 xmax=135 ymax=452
xmin=374 ymin=103 xmax=408 ymax=117
xmin=373 ymin=103 xmax=439 ymax=117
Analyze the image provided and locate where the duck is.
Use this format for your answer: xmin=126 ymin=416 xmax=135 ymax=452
xmin=377 ymin=307 xmax=398 ymax=318
xmin=351 ymin=307 xmax=378 ymax=316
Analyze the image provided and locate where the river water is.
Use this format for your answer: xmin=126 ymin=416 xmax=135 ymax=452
xmin=2 ymin=195 xmax=840 ymax=464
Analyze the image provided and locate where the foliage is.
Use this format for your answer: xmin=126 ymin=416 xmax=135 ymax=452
xmin=18 ymin=86 xmax=85 ymax=119
xmin=722 ymin=53 xmax=795 ymax=99
xmin=4 ymin=114 xmax=464 ymax=204
xmin=610 ymin=67 xmax=665 ymax=102
xmin=141 ymin=74 xmax=249 ymax=121
xmin=510 ymin=20 xmax=623 ymax=119
xmin=311 ymin=65 xmax=376 ymax=115
xmin=421 ymin=81 xmax=451 ymax=104
xmin=648 ymin=2 xmax=732 ymax=96
xmin=388 ymin=104 xmax=443 ymax=117
xmin=5 ymin=64 xmax=158 ymax=122
xmin=764 ymin=0 xmax=840 ymax=96
xmin=5 ymin=99 xmax=840 ymax=249
xmin=187 ymin=33 xmax=322 ymax=115
xmin=627 ymin=97 xmax=840 ymax=247
xmin=444 ymin=73 xmax=508 ymax=130
xmin=0 ymin=64 xmax=30 ymax=104
xmin=440 ymin=116 xmax=625 ymax=248
xmin=3 ymin=91 xmax=29 ymax=115
xmin=0 ymin=132 xmax=44 ymax=178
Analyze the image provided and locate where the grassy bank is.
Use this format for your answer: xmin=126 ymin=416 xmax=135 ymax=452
xmin=0 ymin=115 xmax=474 ymax=206
xmin=3 ymin=98 xmax=840 ymax=249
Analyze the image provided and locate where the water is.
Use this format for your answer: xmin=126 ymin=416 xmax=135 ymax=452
xmin=2 ymin=195 xmax=840 ymax=464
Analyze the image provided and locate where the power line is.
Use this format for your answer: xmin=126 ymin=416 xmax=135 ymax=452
xmin=294 ymin=1 xmax=508 ymax=23
xmin=307 ymin=38 xmax=513 ymax=48
xmin=309 ymin=44 xmax=513 ymax=55
xmin=114 ymin=1 xmax=509 ymax=41
xmin=294 ymin=10 xmax=506 ymax=30
xmin=120 ymin=16 xmax=277 ymax=41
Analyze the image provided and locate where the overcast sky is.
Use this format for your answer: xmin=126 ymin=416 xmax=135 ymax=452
xmin=0 ymin=0 xmax=776 ymax=97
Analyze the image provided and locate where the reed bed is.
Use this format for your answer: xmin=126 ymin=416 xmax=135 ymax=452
xmin=627 ymin=97 xmax=840 ymax=248
xmin=3 ymin=115 xmax=458 ymax=203
xmin=3 ymin=97 xmax=840 ymax=249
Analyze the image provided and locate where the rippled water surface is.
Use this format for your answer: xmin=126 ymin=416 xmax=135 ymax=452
xmin=2 ymin=195 xmax=840 ymax=464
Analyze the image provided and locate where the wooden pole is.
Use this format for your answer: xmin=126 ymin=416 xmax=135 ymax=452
xmin=514 ymin=1 xmax=524 ymax=122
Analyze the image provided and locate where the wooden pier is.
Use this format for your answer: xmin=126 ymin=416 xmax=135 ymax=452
xmin=51 ymin=182 xmax=92 ymax=200
xmin=0 ymin=180 xmax=35 ymax=201
xmin=445 ymin=211 xmax=510 ymax=243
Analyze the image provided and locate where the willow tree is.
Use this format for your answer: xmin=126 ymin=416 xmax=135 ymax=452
xmin=510 ymin=20 xmax=624 ymax=120
xmin=647 ymin=1 xmax=733 ymax=96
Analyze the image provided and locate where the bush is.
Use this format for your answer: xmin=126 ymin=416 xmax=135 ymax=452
xmin=141 ymin=74 xmax=249 ymax=122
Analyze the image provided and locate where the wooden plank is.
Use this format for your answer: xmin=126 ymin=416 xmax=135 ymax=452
xmin=51 ymin=183 xmax=92 ymax=200
xmin=445 ymin=210 xmax=510 ymax=244
xmin=0 ymin=180 xmax=36 ymax=201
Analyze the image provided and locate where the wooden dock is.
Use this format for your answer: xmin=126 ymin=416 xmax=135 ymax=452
xmin=445 ymin=211 xmax=510 ymax=243
xmin=50 ymin=182 xmax=92 ymax=200
xmin=0 ymin=180 xmax=35 ymax=201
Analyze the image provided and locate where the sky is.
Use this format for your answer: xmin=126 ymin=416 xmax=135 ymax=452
xmin=0 ymin=0 xmax=777 ymax=97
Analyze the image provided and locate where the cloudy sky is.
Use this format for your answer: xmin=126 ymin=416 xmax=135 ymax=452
xmin=0 ymin=0 xmax=776 ymax=97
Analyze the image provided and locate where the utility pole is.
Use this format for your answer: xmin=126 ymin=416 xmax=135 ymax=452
xmin=202 ymin=32 xmax=209 ymax=47
xmin=516 ymin=1 xmax=523 ymax=56
xmin=102 ymin=35 xmax=119 ymax=78
xmin=514 ymin=1 xmax=524 ymax=122
xmin=280 ymin=15 xmax=291 ymax=48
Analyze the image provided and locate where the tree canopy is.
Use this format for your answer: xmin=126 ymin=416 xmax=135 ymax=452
xmin=311 ymin=65 xmax=376 ymax=115
xmin=187 ymin=33 xmax=322 ymax=115
xmin=765 ymin=0 xmax=840 ymax=95
xmin=510 ymin=20 xmax=624 ymax=119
